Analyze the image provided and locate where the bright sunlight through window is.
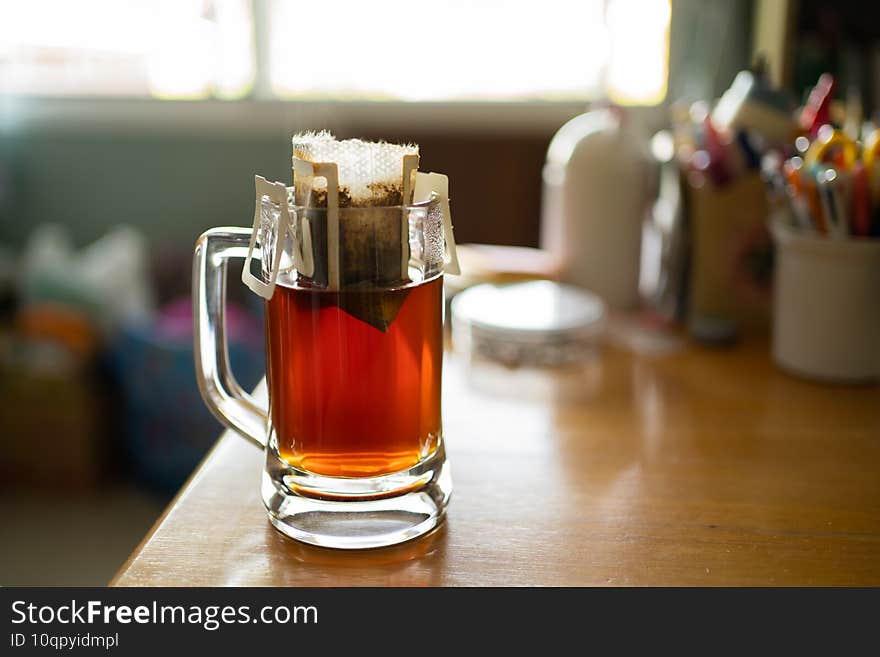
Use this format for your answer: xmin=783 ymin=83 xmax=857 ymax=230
xmin=0 ymin=0 xmax=255 ymax=99
xmin=0 ymin=0 xmax=670 ymax=105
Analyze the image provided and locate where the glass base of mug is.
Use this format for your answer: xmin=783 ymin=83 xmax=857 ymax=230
xmin=261 ymin=446 xmax=452 ymax=550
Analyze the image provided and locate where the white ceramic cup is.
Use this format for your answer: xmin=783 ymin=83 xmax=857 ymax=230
xmin=771 ymin=219 xmax=880 ymax=383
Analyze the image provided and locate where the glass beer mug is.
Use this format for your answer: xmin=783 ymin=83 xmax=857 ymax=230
xmin=193 ymin=140 xmax=456 ymax=549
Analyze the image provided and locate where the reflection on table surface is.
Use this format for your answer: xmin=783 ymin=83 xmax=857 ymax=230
xmin=113 ymin=338 xmax=880 ymax=586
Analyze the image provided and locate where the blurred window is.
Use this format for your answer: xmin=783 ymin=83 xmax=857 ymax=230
xmin=0 ymin=0 xmax=670 ymax=105
xmin=0 ymin=0 xmax=256 ymax=99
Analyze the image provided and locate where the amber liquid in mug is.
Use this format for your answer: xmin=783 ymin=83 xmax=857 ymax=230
xmin=265 ymin=277 xmax=443 ymax=478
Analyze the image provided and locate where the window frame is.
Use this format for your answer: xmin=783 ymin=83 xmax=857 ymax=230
xmin=1 ymin=96 xmax=600 ymax=136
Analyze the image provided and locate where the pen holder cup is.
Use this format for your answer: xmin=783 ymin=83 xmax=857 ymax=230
xmin=771 ymin=220 xmax=880 ymax=383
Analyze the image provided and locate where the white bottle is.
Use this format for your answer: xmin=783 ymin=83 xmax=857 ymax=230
xmin=541 ymin=108 xmax=652 ymax=310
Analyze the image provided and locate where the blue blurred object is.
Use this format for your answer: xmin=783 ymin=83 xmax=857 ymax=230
xmin=111 ymin=298 xmax=264 ymax=493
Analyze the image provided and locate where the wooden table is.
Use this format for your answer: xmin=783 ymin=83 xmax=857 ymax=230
xmin=113 ymin=337 xmax=880 ymax=586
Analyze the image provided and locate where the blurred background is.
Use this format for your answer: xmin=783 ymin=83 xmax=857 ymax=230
xmin=1 ymin=0 xmax=879 ymax=584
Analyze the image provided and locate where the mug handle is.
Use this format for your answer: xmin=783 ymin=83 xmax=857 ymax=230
xmin=192 ymin=227 xmax=267 ymax=449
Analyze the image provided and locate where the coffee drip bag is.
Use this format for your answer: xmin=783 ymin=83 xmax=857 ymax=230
xmin=243 ymin=132 xmax=458 ymax=331
xmin=292 ymin=131 xmax=419 ymax=292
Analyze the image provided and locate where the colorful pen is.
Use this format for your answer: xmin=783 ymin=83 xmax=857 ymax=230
xmin=816 ymin=168 xmax=848 ymax=239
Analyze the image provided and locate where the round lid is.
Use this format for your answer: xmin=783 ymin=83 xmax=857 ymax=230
xmin=451 ymin=280 xmax=605 ymax=342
